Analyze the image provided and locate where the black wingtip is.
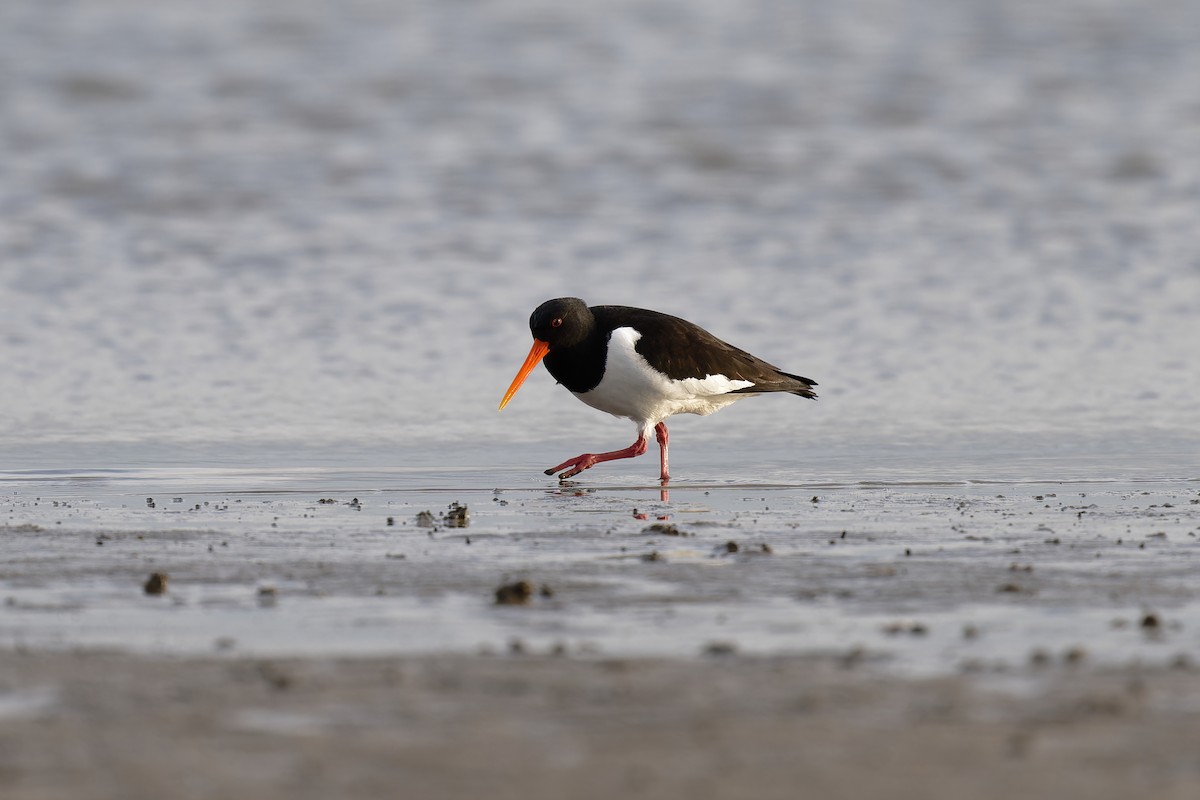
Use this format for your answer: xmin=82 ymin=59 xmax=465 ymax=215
xmin=775 ymin=370 xmax=817 ymax=399
xmin=782 ymin=372 xmax=817 ymax=387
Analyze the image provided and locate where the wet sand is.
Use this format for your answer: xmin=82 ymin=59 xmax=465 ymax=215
xmin=2 ymin=468 xmax=1199 ymax=798
xmin=4 ymin=467 xmax=1198 ymax=667
xmin=2 ymin=648 xmax=1198 ymax=800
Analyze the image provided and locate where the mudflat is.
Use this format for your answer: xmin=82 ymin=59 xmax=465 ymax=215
xmin=2 ymin=470 xmax=1199 ymax=799
xmin=1 ymin=648 xmax=1198 ymax=800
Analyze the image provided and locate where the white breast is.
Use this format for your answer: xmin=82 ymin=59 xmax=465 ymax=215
xmin=572 ymin=327 xmax=755 ymax=427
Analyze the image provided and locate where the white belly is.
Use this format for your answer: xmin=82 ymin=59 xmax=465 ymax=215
xmin=572 ymin=327 xmax=755 ymax=427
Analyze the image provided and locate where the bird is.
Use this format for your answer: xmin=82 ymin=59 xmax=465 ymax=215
xmin=499 ymin=297 xmax=817 ymax=485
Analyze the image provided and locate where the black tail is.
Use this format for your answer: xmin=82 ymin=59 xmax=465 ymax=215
xmin=782 ymin=371 xmax=818 ymax=400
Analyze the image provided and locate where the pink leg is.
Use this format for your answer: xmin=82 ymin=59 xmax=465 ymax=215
xmin=546 ymin=433 xmax=648 ymax=480
xmin=655 ymin=422 xmax=670 ymax=485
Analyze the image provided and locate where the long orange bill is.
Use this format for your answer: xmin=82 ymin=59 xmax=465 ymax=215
xmin=498 ymin=339 xmax=550 ymax=410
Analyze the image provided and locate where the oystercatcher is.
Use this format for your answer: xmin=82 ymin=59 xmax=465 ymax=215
xmin=499 ymin=298 xmax=817 ymax=484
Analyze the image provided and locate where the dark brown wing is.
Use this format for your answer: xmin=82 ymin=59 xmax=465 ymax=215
xmin=591 ymin=305 xmax=817 ymax=399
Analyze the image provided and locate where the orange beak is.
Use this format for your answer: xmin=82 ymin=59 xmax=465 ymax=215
xmin=499 ymin=339 xmax=550 ymax=410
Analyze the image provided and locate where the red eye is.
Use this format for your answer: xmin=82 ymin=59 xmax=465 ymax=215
xmin=551 ymin=318 xmax=563 ymax=328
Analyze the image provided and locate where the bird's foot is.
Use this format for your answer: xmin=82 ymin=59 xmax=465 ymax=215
xmin=545 ymin=454 xmax=598 ymax=480
xmin=545 ymin=437 xmax=649 ymax=482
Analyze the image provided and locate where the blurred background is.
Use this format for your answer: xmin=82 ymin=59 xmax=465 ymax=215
xmin=1 ymin=0 xmax=1197 ymax=474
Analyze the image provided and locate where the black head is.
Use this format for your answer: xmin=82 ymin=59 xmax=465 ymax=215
xmin=529 ymin=297 xmax=594 ymax=349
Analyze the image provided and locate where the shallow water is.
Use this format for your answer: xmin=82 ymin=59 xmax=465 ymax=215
xmin=3 ymin=462 xmax=1198 ymax=676
xmin=1 ymin=0 xmax=1198 ymax=459
xmin=1 ymin=1 xmax=1198 ymax=674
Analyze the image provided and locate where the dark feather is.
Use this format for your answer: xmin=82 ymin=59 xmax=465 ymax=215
xmin=590 ymin=306 xmax=817 ymax=400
